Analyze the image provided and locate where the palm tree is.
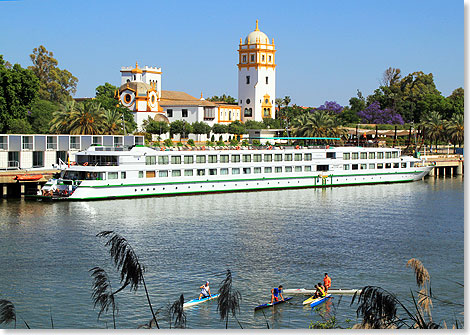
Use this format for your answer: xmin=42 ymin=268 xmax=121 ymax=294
xmin=96 ymin=231 xmax=159 ymax=329
xmin=217 ymin=269 xmax=242 ymax=329
xmin=102 ymin=109 xmax=123 ymax=135
xmin=168 ymin=294 xmax=186 ymax=328
xmin=69 ymin=101 xmax=106 ymax=135
xmin=294 ymin=111 xmax=333 ymax=144
xmin=89 ymin=267 xmax=118 ymax=329
xmin=49 ymin=100 xmax=75 ymax=133
xmin=446 ymin=113 xmax=464 ymax=151
xmin=421 ymin=111 xmax=444 ymax=151
xmin=283 ymin=96 xmax=291 ymax=108
xmin=0 ymin=300 xmax=30 ymax=329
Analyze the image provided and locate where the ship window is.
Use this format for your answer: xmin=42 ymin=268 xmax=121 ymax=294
xmin=285 ymin=154 xmax=292 ymax=161
xmin=108 ymin=172 xmax=118 ymax=179
xmin=393 ymin=163 xmax=399 ymax=168
xmin=146 ymin=171 xmax=156 ymax=178
xmin=295 ymin=153 xmax=302 ymax=161
xmin=377 ymin=163 xmax=383 ymax=169
xmin=172 ymin=170 xmax=181 ymax=177
xmin=209 ymin=168 xmax=217 ymax=175
xmin=401 ymin=163 xmax=407 ymax=168
xmin=220 ymin=168 xmax=229 ymax=175
xmin=232 ymin=168 xmax=240 ymax=175
xmin=385 ymin=163 xmax=392 ymax=169
xmin=242 ymin=154 xmax=251 ymax=162
xmin=264 ymin=154 xmax=272 ymax=162
xmin=317 ymin=165 xmax=329 ymax=171
xmin=386 ymin=152 xmax=391 ymax=159
xmin=361 ymin=164 xmax=367 ymax=170
xmin=352 ymin=164 xmax=359 ymax=170
xmin=326 ymin=152 xmax=336 ymax=159
xmin=264 ymin=167 xmax=272 ymax=173
xmin=369 ymin=152 xmax=375 ymax=159
xmin=369 ymin=163 xmax=375 ymax=169
xmin=208 ymin=155 xmax=217 ymax=163
xmin=146 ymin=156 xmax=156 ymax=165
xmin=121 ymin=172 xmax=126 ymax=179
xmin=159 ymin=170 xmax=168 ymax=177
xmin=184 ymin=155 xmax=194 ymax=164
xmin=254 ymin=167 xmax=262 ymax=174
xmin=274 ymin=154 xmax=283 ymax=162
xmin=304 ymin=166 xmax=312 ymax=172
xmin=184 ymin=169 xmax=193 ymax=176
xmin=377 ymin=152 xmax=384 ymax=159
xmin=158 ymin=156 xmax=169 ymax=165
xmin=360 ymin=152 xmax=367 ymax=159
xmin=220 ymin=155 xmax=229 ymax=163
xmin=231 ymin=154 xmax=240 ymax=162
xmin=253 ymin=154 xmax=262 ymax=162
xmin=196 ymin=155 xmax=206 ymax=163
xmin=197 ymin=169 xmax=205 ymax=176
xmin=304 ymin=153 xmax=312 ymax=161
xmin=410 ymin=162 xmax=415 ymax=167
xmin=243 ymin=168 xmax=251 ymax=174
xmin=343 ymin=153 xmax=350 ymax=160
xmin=138 ymin=171 xmax=144 ymax=178
xmin=392 ymin=152 xmax=398 ymax=158
xmin=275 ymin=167 xmax=282 ymax=173
xmin=285 ymin=166 xmax=292 ymax=172
xmin=352 ymin=153 xmax=359 ymax=160
xmin=171 ymin=156 xmax=181 ymax=164
xmin=295 ymin=166 xmax=302 ymax=172
xmin=343 ymin=164 xmax=350 ymax=170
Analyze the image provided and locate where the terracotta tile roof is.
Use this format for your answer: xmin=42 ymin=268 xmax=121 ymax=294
xmin=159 ymin=90 xmax=217 ymax=107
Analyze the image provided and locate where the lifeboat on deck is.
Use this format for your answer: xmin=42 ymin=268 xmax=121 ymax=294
xmin=13 ymin=174 xmax=43 ymax=181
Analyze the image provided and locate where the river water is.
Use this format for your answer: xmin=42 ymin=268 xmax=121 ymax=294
xmin=0 ymin=176 xmax=464 ymax=329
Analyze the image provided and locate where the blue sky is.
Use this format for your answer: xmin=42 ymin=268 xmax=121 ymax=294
xmin=0 ymin=0 xmax=464 ymax=107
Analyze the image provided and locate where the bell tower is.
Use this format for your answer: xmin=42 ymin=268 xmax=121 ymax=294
xmin=238 ymin=20 xmax=276 ymax=122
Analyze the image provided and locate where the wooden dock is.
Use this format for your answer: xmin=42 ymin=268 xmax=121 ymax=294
xmin=0 ymin=169 xmax=59 ymax=198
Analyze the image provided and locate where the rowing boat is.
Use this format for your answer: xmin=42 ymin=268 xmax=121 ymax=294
xmin=14 ymin=174 xmax=43 ymax=181
xmin=283 ymin=288 xmax=361 ymax=295
xmin=183 ymin=293 xmax=220 ymax=308
xmin=254 ymin=297 xmax=293 ymax=311
xmin=303 ymin=294 xmax=331 ymax=307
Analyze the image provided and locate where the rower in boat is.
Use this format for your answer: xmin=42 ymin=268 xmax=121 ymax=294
xmin=198 ymin=281 xmax=212 ymax=300
xmin=271 ymin=285 xmax=284 ymax=304
xmin=313 ymin=283 xmax=326 ymax=299
xmin=323 ymin=273 xmax=331 ymax=293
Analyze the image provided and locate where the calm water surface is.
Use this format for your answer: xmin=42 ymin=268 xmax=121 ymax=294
xmin=0 ymin=177 xmax=464 ymax=329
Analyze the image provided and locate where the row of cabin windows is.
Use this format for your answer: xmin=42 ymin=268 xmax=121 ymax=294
xmin=343 ymin=162 xmax=410 ymax=170
xmin=146 ymin=153 xmax=316 ymax=165
xmin=137 ymin=165 xmax=326 ymax=178
xmin=343 ymin=152 xmax=399 ymax=160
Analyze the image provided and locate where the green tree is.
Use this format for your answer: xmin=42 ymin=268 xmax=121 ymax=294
xmin=170 ymin=120 xmax=192 ymax=140
xmin=227 ymin=120 xmax=246 ymax=137
xmin=102 ymin=109 xmax=125 ymax=135
xmin=212 ymin=123 xmax=229 ymax=134
xmin=28 ymin=99 xmax=58 ymax=133
xmin=446 ymin=88 xmax=464 ymax=119
xmin=68 ymin=101 xmax=106 ymax=135
xmin=142 ymin=117 xmax=169 ymax=135
xmin=28 ymin=45 xmax=78 ymax=103
xmin=7 ymin=118 xmax=33 ymax=134
xmin=192 ymin=121 xmax=211 ymax=136
xmin=445 ymin=113 xmax=464 ymax=150
xmin=244 ymin=120 xmax=264 ymax=129
xmin=293 ymin=111 xmax=334 ymax=144
xmin=95 ymin=82 xmax=136 ymax=133
xmin=207 ymin=94 xmax=237 ymax=104
xmin=421 ymin=110 xmax=444 ymax=150
xmin=50 ymin=100 xmax=75 ymax=133
xmin=263 ymin=117 xmax=281 ymax=129
xmin=0 ymin=55 xmax=39 ymax=133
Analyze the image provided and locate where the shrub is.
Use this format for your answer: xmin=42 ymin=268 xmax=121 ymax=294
xmin=187 ymin=139 xmax=195 ymax=146
xmin=163 ymin=139 xmax=173 ymax=147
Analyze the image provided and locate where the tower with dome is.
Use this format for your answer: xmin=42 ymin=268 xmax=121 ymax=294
xmin=238 ymin=20 xmax=276 ymax=122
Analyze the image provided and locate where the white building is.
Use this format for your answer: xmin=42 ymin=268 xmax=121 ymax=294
xmin=238 ymin=20 xmax=276 ymax=122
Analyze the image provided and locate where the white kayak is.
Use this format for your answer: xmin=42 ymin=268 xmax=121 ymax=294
xmin=283 ymin=288 xmax=361 ymax=295
xmin=183 ymin=293 xmax=220 ymax=308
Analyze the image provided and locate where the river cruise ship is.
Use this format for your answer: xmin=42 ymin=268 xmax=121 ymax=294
xmin=33 ymin=145 xmax=433 ymax=201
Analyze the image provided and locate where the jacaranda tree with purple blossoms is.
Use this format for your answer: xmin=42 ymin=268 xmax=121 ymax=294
xmin=358 ymin=101 xmax=404 ymax=125
xmin=317 ymin=101 xmax=344 ymax=114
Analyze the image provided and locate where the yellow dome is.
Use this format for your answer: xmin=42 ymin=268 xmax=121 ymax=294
xmin=245 ymin=20 xmax=270 ymax=44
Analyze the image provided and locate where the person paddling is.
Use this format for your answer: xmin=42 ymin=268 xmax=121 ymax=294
xmin=323 ymin=273 xmax=331 ymax=293
xmin=198 ymin=281 xmax=212 ymax=300
xmin=271 ymin=285 xmax=284 ymax=304
xmin=314 ymin=283 xmax=326 ymax=298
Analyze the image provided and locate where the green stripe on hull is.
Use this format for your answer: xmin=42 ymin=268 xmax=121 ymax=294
xmin=70 ymin=178 xmax=416 ymax=200
xmin=78 ymin=171 xmax=425 ymax=189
